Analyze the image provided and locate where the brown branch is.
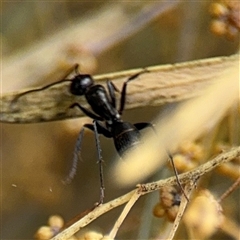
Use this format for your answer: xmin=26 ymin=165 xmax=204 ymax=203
xmin=0 ymin=54 xmax=238 ymax=123
xmin=50 ymin=146 xmax=240 ymax=240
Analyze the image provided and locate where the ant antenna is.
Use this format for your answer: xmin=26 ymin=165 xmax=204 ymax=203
xmin=11 ymin=64 xmax=79 ymax=105
xmin=74 ymin=63 xmax=80 ymax=75
xmin=168 ymin=152 xmax=189 ymax=202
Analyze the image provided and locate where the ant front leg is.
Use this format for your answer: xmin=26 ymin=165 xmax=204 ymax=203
xmin=119 ymin=69 xmax=148 ymax=115
xmin=107 ymin=80 xmax=120 ymax=108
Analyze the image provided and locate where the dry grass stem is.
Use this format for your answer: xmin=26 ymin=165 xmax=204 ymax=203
xmin=218 ymin=176 xmax=240 ymax=203
xmin=107 ymin=189 xmax=141 ymax=239
xmin=1 ymin=54 xmax=238 ymax=123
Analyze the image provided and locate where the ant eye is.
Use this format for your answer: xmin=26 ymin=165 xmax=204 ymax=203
xmin=70 ymin=74 xmax=93 ymax=95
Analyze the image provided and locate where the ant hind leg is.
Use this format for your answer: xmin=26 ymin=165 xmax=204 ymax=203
xmin=93 ymin=120 xmax=105 ymax=204
xmin=62 ymin=125 xmax=87 ymax=184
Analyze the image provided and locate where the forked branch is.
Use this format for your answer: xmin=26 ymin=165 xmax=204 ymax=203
xmin=51 ymin=146 xmax=240 ymax=240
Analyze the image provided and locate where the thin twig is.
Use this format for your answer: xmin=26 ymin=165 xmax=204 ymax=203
xmin=50 ymin=146 xmax=240 ymax=240
xmin=218 ymin=176 xmax=240 ymax=203
xmin=1 ymin=54 xmax=238 ymax=123
xmin=166 ymin=183 xmax=195 ymax=240
xmin=107 ymin=189 xmax=141 ymax=239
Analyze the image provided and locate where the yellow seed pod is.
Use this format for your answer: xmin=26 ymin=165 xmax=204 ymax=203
xmin=210 ymin=20 xmax=227 ymax=36
xmin=153 ymin=202 xmax=166 ymax=218
xmin=179 ymin=141 xmax=204 ymax=161
xmin=166 ymin=205 xmax=179 ymax=222
xmin=209 ymin=3 xmax=229 ymax=17
xmin=34 ymin=226 xmax=53 ymax=240
xmin=48 ymin=215 xmax=64 ymax=229
xmin=173 ymin=154 xmax=197 ymax=172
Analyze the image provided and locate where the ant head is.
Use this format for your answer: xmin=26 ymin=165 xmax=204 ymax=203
xmin=70 ymin=74 xmax=94 ymax=96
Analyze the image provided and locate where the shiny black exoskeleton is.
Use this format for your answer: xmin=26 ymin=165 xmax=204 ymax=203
xmin=67 ymin=66 xmax=152 ymax=156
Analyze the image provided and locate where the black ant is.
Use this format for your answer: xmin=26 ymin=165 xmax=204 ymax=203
xmin=13 ymin=64 xmax=154 ymax=204
xmin=67 ymin=65 xmax=155 ymax=204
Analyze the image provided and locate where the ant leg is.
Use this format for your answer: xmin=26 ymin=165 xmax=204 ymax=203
xmin=62 ymin=123 xmax=92 ymax=184
xmin=107 ymin=80 xmax=120 ymax=108
xmin=168 ymin=153 xmax=189 ymax=202
xmin=92 ymin=120 xmax=105 ymax=204
xmin=95 ymin=121 xmax=112 ymax=138
xmin=119 ymin=69 xmax=148 ymax=115
xmin=86 ymin=121 xmax=112 ymax=138
xmin=78 ymin=120 xmax=111 ymax=204
xmin=63 ymin=121 xmax=110 ymax=205
xmin=70 ymin=103 xmax=103 ymax=121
